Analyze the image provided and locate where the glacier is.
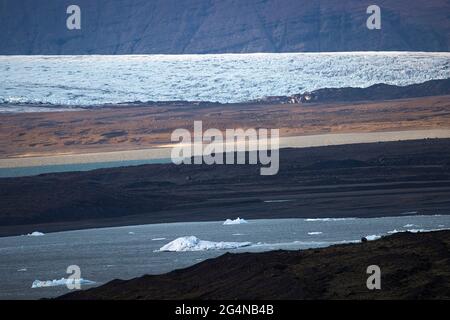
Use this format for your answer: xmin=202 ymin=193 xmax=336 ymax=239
xmin=0 ymin=52 xmax=449 ymax=111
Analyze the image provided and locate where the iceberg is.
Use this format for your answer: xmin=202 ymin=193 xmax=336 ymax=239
xmin=308 ymin=232 xmax=323 ymax=235
xmin=27 ymin=231 xmax=45 ymax=236
xmin=365 ymin=235 xmax=382 ymax=241
xmin=31 ymin=278 xmax=95 ymax=288
xmin=159 ymin=236 xmax=251 ymax=252
xmin=223 ymin=218 xmax=248 ymax=225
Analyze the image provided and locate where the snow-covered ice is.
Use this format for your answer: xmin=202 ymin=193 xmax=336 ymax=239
xmin=308 ymin=232 xmax=323 ymax=235
xmin=31 ymin=278 xmax=95 ymax=288
xmin=151 ymin=237 xmax=166 ymax=241
xmin=159 ymin=236 xmax=251 ymax=252
xmin=365 ymin=235 xmax=382 ymax=241
xmin=26 ymin=231 xmax=44 ymax=236
xmin=223 ymin=218 xmax=248 ymax=225
xmin=1 ymin=52 xmax=449 ymax=111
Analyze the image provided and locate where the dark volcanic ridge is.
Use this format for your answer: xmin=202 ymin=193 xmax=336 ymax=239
xmin=1 ymin=0 xmax=449 ymax=54
xmin=58 ymin=230 xmax=450 ymax=300
xmin=1 ymin=138 xmax=450 ymax=237
xmin=3 ymin=78 xmax=450 ymax=111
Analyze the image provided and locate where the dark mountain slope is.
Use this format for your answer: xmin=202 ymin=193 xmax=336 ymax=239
xmin=0 ymin=0 xmax=449 ymax=54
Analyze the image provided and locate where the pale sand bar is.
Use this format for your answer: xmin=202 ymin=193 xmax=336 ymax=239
xmin=1 ymin=129 xmax=450 ymax=169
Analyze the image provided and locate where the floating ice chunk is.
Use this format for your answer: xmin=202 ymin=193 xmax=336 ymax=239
xmin=365 ymin=235 xmax=382 ymax=241
xmin=27 ymin=231 xmax=45 ymax=236
xmin=31 ymin=278 xmax=95 ymax=288
xmin=152 ymin=237 xmax=166 ymax=241
xmin=305 ymin=218 xmax=356 ymax=222
xmin=308 ymin=232 xmax=323 ymax=235
xmin=128 ymin=232 xmax=135 ymax=235
xmin=403 ymin=224 xmax=417 ymax=228
xmin=223 ymin=218 xmax=248 ymax=225
xmin=406 ymin=229 xmax=427 ymax=233
xmin=159 ymin=236 xmax=251 ymax=252
xmin=17 ymin=268 xmax=27 ymax=272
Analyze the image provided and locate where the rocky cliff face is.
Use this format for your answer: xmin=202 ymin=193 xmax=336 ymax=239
xmin=0 ymin=0 xmax=449 ymax=54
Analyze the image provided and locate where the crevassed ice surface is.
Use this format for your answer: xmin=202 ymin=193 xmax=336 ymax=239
xmin=1 ymin=52 xmax=449 ymax=110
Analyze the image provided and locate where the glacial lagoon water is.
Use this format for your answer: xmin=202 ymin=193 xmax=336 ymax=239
xmin=0 ymin=215 xmax=448 ymax=299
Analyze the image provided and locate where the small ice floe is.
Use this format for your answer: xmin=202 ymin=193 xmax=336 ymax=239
xmin=308 ymin=232 xmax=323 ymax=235
xmin=305 ymin=218 xmax=356 ymax=222
xmin=388 ymin=228 xmax=428 ymax=234
xmin=31 ymin=278 xmax=95 ymax=289
xmin=158 ymin=236 xmax=251 ymax=252
xmin=17 ymin=268 xmax=27 ymax=272
xmin=232 ymin=233 xmax=245 ymax=236
xmin=26 ymin=231 xmax=45 ymax=236
xmin=223 ymin=217 xmax=248 ymax=225
xmin=403 ymin=224 xmax=417 ymax=228
xmin=128 ymin=232 xmax=135 ymax=235
xmin=400 ymin=211 xmax=418 ymax=215
xmin=364 ymin=235 xmax=382 ymax=241
xmin=151 ymin=237 xmax=166 ymax=241
xmin=406 ymin=229 xmax=427 ymax=233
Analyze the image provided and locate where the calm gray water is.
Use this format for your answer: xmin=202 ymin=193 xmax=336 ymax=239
xmin=0 ymin=158 xmax=172 ymax=178
xmin=0 ymin=215 xmax=448 ymax=299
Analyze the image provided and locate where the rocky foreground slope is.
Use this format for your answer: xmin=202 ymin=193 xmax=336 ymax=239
xmin=59 ymin=230 xmax=450 ymax=300
xmin=1 ymin=0 xmax=449 ymax=54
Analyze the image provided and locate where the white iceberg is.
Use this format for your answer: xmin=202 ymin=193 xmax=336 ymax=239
xmin=308 ymin=232 xmax=323 ymax=235
xmin=223 ymin=218 xmax=248 ymax=225
xmin=31 ymin=278 xmax=95 ymax=288
xmin=365 ymin=235 xmax=382 ymax=241
xmin=27 ymin=231 xmax=45 ymax=236
xmin=159 ymin=236 xmax=251 ymax=252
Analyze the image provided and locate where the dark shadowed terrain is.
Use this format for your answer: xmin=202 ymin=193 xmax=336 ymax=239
xmin=0 ymin=0 xmax=449 ymax=54
xmin=1 ymin=139 xmax=450 ymax=236
xmin=58 ymin=230 xmax=450 ymax=300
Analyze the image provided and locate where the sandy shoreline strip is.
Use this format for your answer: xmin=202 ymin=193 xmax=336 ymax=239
xmin=1 ymin=129 xmax=450 ymax=169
